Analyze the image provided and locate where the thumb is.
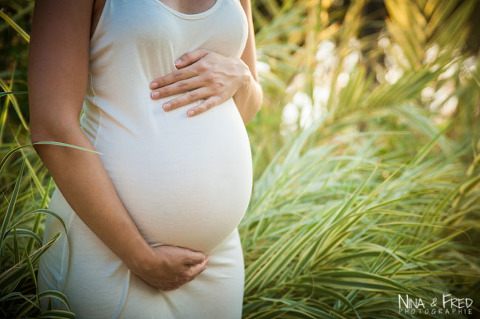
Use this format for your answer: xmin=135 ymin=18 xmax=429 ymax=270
xmin=175 ymin=49 xmax=209 ymax=68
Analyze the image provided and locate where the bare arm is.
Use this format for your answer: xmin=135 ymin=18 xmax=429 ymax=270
xmin=29 ymin=0 xmax=207 ymax=290
xmin=234 ymin=0 xmax=263 ymax=123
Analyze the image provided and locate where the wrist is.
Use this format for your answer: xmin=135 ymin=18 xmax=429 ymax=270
xmin=123 ymin=238 xmax=157 ymax=273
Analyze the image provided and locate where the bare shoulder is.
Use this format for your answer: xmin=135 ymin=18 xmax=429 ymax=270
xmin=30 ymin=0 xmax=95 ymax=50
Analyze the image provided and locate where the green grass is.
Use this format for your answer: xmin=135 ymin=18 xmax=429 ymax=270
xmin=240 ymin=116 xmax=480 ymax=318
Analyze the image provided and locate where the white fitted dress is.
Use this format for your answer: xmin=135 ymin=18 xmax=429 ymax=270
xmin=37 ymin=0 xmax=253 ymax=318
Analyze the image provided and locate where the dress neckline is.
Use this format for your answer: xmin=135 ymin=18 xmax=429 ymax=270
xmin=154 ymin=0 xmax=221 ymax=20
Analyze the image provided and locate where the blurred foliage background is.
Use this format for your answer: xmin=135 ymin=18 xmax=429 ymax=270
xmin=1 ymin=0 xmax=480 ymax=318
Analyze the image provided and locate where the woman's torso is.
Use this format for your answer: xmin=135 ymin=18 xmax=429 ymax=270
xmin=79 ymin=0 xmax=252 ymax=254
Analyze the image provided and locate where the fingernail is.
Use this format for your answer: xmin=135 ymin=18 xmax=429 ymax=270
xmin=150 ymin=82 xmax=158 ymax=89
xmin=151 ymin=92 xmax=159 ymax=98
xmin=175 ymin=58 xmax=183 ymax=65
xmin=163 ymin=103 xmax=171 ymax=110
xmin=187 ymin=110 xmax=195 ymax=116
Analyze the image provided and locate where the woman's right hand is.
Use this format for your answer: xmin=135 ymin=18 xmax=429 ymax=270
xmin=131 ymin=245 xmax=210 ymax=291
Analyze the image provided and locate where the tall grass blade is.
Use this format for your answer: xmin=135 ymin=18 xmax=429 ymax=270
xmin=0 ymin=160 xmax=25 ymax=258
xmin=0 ymin=10 xmax=30 ymax=43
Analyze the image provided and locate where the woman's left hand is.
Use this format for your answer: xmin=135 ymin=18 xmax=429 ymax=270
xmin=149 ymin=49 xmax=251 ymax=117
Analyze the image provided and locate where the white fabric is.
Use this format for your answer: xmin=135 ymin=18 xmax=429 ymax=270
xmin=38 ymin=0 xmax=252 ymax=317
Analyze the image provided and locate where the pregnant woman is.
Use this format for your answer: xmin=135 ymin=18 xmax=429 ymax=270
xmin=29 ymin=0 xmax=262 ymax=318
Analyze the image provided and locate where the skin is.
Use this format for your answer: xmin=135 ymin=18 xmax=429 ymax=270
xmin=28 ymin=0 xmax=261 ymax=292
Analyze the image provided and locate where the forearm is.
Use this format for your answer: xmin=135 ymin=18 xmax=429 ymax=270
xmin=31 ymin=125 xmax=154 ymax=271
xmin=233 ymin=74 xmax=263 ymax=124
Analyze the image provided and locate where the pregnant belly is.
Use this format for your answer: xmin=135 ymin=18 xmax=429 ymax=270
xmin=91 ymin=99 xmax=252 ymax=254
